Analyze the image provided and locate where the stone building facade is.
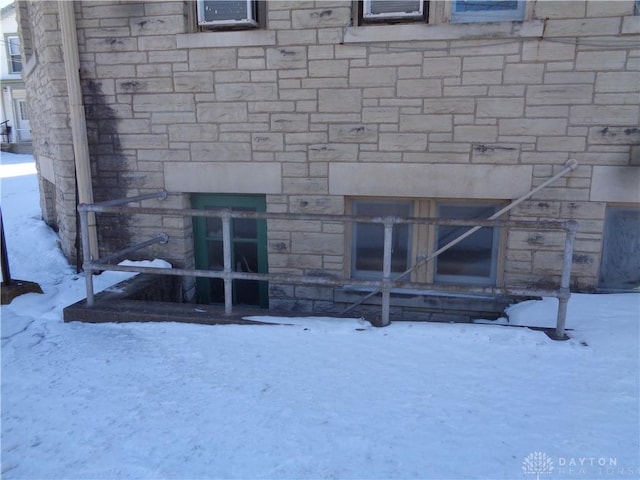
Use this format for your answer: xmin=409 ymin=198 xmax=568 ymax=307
xmin=17 ymin=0 xmax=640 ymax=315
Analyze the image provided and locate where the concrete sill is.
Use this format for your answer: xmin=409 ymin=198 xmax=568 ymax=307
xmin=343 ymin=19 xmax=544 ymax=44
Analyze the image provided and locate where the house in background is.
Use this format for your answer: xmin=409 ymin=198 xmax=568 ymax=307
xmin=1 ymin=0 xmax=30 ymax=151
xmin=15 ymin=0 xmax=640 ymax=319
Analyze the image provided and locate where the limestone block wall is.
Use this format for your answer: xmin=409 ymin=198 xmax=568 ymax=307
xmin=20 ymin=0 xmax=640 ymax=307
xmin=17 ymin=0 xmax=80 ymax=264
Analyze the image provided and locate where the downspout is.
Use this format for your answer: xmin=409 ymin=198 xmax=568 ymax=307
xmin=58 ymin=0 xmax=99 ymax=261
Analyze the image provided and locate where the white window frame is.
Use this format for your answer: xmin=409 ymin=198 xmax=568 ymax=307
xmin=450 ymin=0 xmax=525 ymax=23
xmin=362 ymin=0 xmax=425 ymax=21
xmin=197 ymin=0 xmax=258 ymax=28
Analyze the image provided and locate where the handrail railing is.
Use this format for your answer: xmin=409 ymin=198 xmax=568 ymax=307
xmin=78 ymin=189 xmax=578 ymax=339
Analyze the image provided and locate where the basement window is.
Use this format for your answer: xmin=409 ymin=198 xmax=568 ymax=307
xmin=349 ymin=198 xmax=504 ymax=286
xmin=351 ymin=200 xmax=413 ymax=279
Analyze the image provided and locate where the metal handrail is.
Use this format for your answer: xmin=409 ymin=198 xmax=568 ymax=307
xmin=78 ymin=162 xmax=580 ymax=338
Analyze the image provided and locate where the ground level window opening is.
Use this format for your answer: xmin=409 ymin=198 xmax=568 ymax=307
xmin=192 ymin=194 xmax=268 ymax=308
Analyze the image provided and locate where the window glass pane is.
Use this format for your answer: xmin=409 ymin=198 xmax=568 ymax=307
xmin=201 ymin=0 xmax=249 ymax=22
xmin=352 ymin=200 xmax=412 ymax=278
xmin=435 ymin=203 xmax=498 ymax=283
xmin=368 ymin=0 xmax=422 ymax=15
xmin=8 ymin=37 xmax=20 ymax=55
xmin=453 ymin=1 xmax=520 ymax=13
xmin=206 ymin=216 xmax=222 ymax=237
xmin=206 ymin=240 xmax=224 ymax=271
xmin=451 ymin=0 xmax=525 ymax=22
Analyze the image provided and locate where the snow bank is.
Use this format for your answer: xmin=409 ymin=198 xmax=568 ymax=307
xmin=1 ymin=153 xmax=638 ymax=479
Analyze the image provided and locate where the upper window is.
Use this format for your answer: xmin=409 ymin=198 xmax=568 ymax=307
xmin=359 ymin=0 xmax=428 ymax=24
xmin=450 ymin=0 xmax=525 ymax=23
xmin=197 ymin=0 xmax=259 ymax=28
xmin=6 ymin=36 xmax=22 ymax=73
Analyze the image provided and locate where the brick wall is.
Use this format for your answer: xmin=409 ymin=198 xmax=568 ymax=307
xmin=21 ymin=0 xmax=640 ymax=307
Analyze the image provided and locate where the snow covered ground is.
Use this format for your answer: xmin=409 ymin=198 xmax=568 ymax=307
xmin=1 ymin=151 xmax=639 ymax=479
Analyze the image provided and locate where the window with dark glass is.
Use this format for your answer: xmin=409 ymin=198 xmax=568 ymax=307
xmin=351 ymin=200 xmax=413 ymax=279
xmin=434 ymin=203 xmax=500 ymax=285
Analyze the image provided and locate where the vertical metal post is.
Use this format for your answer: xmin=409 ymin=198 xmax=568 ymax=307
xmin=79 ymin=206 xmax=95 ymax=307
xmin=555 ymin=220 xmax=579 ymax=339
xmin=222 ymin=211 xmax=233 ymax=315
xmin=380 ymin=221 xmax=394 ymax=327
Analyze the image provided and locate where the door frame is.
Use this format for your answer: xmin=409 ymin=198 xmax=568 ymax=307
xmin=192 ymin=194 xmax=268 ymax=307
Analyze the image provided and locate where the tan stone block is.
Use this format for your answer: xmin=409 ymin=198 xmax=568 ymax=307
xmin=369 ymin=52 xmax=422 ymax=66
xmin=168 ymin=124 xmax=218 ymax=142
xmin=318 ymin=89 xmax=362 ymax=112
xmin=424 ymin=98 xmax=475 ymax=114
xmin=379 ymin=133 xmax=427 ymax=151
xmin=308 ymin=144 xmax=358 ymax=162
xmin=399 ymin=114 xmax=452 ymax=132
xmin=266 ymin=46 xmax=307 ymax=69
xmin=570 ymin=105 xmax=639 ymax=126
xmin=133 ymin=94 xmax=195 ymax=113
xmin=543 ymin=72 xmax=595 ymax=84
xmin=454 ymin=126 xmax=497 ymax=143
xmin=271 ymin=113 xmax=309 ymax=132
xmin=283 ymin=177 xmax=328 ymax=195
xmin=532 ymin=1 xmax=585 ymax=19
xmin=521 ymin=40 xmax=576 ymax=61
xmin=291 ymin=7 xmax=351 ymax=28
xmin=252 ymin=133 xmax=284 ymax=151
xmin=188 ymin=48 xmax=235 ymax=71
xmin=595 ymin=72 xmax=640 ymax=93
xmin=422 ymin=57 xmax=461 ymax=77
xmin=504 ymin=64 xmax=544 ymax=84
xmin=477 ymin=98 xmax=524 ymax=118
xmin=462 ymin=70 xmax=502 ymax=85
xmin=289 ymin=196 xmax=344 ymax=214
xmin=397 ymin=79 xmax=441 ymax=97
xmin=576 ymin=51 xmax=627 ymax=71
xmin=587 ymin=1 xmax=634 ymax=17
xmin=471 ymin=144 xmax=519 ymax=164
xmin=329 ymin=124 xmax=378 ymax=143
xmin=363 ymin=107 xmax=399 ymax=123
xmin=350 ymin=67 xmax=396 ymax=87
xmin=588 ymin=126 xmax=640 ymax=145
xmin=527 ymin=85 xmax=593 ymax=105
xmin=215 ymin=83 xmax=278 ymax=101
xmin=197 ymin=103 xmax=247 ymax=123
xmin=308 ymin=59 xmax=349 ymax=77
xmin=462 ymin=56 xmax=504 ymax=71
xmin=537 ymin=137 xmax=586 ymax=152
xmin=291 ymin=232 xmax=342 ymax=255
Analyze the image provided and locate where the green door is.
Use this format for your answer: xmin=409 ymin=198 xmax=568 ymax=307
xmin=192 ymin=194 xmax=268 ymax=308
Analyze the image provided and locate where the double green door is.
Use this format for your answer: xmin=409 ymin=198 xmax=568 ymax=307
xmin=192 ymin=194 xmax=268 ymax=308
